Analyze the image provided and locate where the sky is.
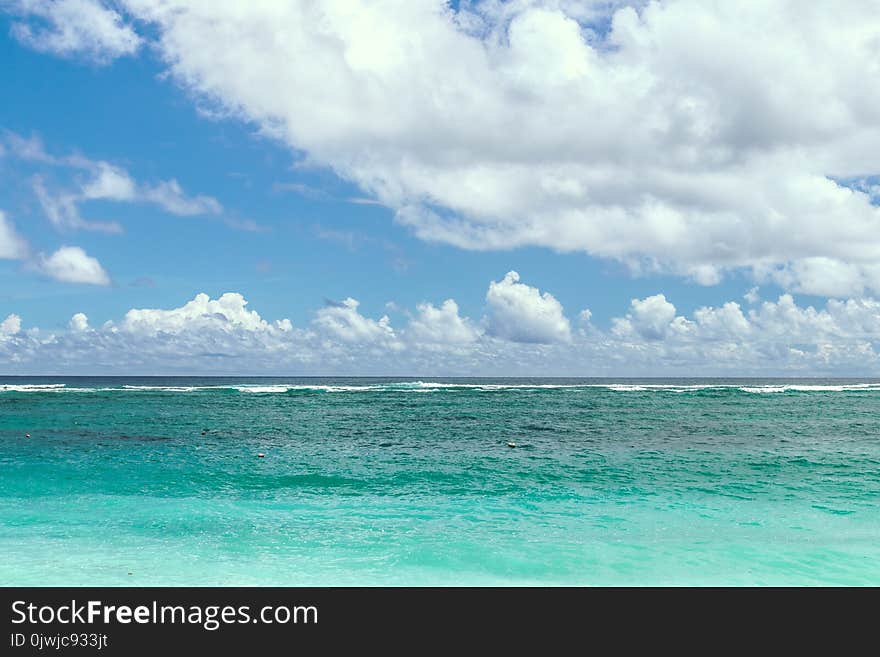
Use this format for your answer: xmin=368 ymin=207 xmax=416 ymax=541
xmin=1 ymin=0 xmax=879 ymax=375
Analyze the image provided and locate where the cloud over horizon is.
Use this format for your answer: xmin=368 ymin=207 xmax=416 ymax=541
xmin=5 ymin=272 xmax=880 ymax=375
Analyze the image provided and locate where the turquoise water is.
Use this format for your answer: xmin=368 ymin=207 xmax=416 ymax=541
xmin=1 ymin=377 xmax=879 ymax=586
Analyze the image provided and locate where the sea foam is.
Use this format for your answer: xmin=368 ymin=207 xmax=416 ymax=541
xmin=2 ymin=381 xmax=880 ymax=394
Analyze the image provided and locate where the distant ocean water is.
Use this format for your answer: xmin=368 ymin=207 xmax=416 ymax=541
xmin=1 ymin=376 xmax=879 ymax=586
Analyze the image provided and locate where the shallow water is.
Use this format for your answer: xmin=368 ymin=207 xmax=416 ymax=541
xmin=1 ymin=377 xmax=879 ymax=585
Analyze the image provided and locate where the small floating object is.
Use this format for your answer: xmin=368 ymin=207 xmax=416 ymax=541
xmin=25 ymin=433 xmax=30 ymax=439
xmin=258 ymin=453 xmax=265 ymax=458
xmin=507 ymin=442 xmax=517 ymax=448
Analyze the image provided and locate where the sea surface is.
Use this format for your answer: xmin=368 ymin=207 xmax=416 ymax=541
xmin=1 ymin=377 xmax=879 ymax=586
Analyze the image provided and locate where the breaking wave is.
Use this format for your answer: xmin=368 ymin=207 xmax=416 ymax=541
xmin=3 ymin=381 xmax=880 ymax=394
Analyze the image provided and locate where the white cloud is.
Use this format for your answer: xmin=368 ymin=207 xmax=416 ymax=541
xmin=5 ymin=279 xmax=880 ymax=374
xmin=6 ymin=0 xmax=141 ymax=62
xmin=141 ymin=179 xmax=223 ymax=216
xmin=121 ymin=292 xmax=291 ymax=335
xmin=1 ymin=208 xmax=110 ymax=286
xmin=624 ymin=294 xmax=678 ymax=340
xmin=603 ymin=292 xmax=880 ymax=373
xmin=1 ymin=131 xmax=55 ymax=164
xmin=68 ymin=312 xmax=89 ymax=331
xmin=2 ymin=132 xmax=223 ymax=232
xmin=408 ymin=299 xmax=480 ymax=344
xmin=69 ymin=0 xmax=880 ymax=296
xmin=761 ymin=258 xmax=880 ymax=299
xmin=485 ymin=271 xmax=571 ymax=343
xmin=314 ymin=298 xmax=396 ymax=344
xmin=693 ymin=302 xmax=750 ymax=339
xmin=746 ymin=294 xmax=839 ymax=341
xmin=1 ymin=314 xmax=21 ymax=335
xmin=610 ymin=291 xmax=880 ymax=349
xmin=80 ymin=162 xmax=137 ymax=201
xmin=0 ymin=211 xmax=29 ymax=259
xmin=33 ymin=176 xmax=123 ymax=233
xmin=36 ymin=246 xmax=110 ymax=285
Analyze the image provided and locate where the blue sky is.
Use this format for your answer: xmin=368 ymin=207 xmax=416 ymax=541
xmin=1 ymin=1 xmax=879 ymax=375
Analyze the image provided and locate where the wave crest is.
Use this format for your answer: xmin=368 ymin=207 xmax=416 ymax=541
xmin=2 ymin=381 xmax=880 ymax=394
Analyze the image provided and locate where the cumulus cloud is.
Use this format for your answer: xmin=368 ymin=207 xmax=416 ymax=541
xmin=408 ymin=299 xmax=480 ymax=344
xmin=486 ymin=271 xmax=571 ymax=343
xmin=603 ymin=292 xmax=880 ymax=373
xmin=68 ymin=312 xmax=89 ymax=331
xmin=5 ymin=0 xmax=141 ymax=62
xmin=761 ymin=258 xmax=880 ymax=299
xmin=5 ymin=281 xmax=880 ymax=374
xmin=35 ymin=246 xmax=110 ymax=285
xmin=616 ymin=294 xmax=678 ymax=340
xmin=121 ymin=292 xmax=292 ymax=335
xmin=693 ymin=302 xmax=751 ymax=339
xmin=614 ymin=295 xmax=752 ymax=342
xmin=27 ymin=0 xmax=868 ymax=296
xmin=609 ymin=292 xmax=880 ymax=348
xmin=1 ymin=314 xmax=21 ymax=335
xmin=314 ymin=298 xmax=396 ymax=344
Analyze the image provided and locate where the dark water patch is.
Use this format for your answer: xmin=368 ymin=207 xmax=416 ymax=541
xmin=112 ymin=435 xmax=174 ymax=442
xmin=520 ymin=423 xmax=558 ymax=432
xmin=811 ymin=505 xmax=856 ymax=516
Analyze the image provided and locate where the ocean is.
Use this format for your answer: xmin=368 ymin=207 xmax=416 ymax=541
xmin=1 ymin=377 xmax=879 ymax=586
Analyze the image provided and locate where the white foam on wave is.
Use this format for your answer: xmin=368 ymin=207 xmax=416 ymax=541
xmin=595 ymin=383 xmax=880 ymax=393
xmin=206 ymin=381 xmax=880 ymax=394
xmin=403 ymin=381 xmax=587 ymax=391
xmin=397 ymin=382 xmax=880 ymax=393
xmin=121 ymin=385 xmax=216 ymax=392
xmin=235 ymin=384 xmax=383 ymax=393
xmin=599 ymin=383 xmax=735 ymax=392
xmin=235 ymin=385 xmax=292 ymax=393
xmin=404 ymin=381 xmax=748 ymax=392
xmin=739 ymin=384 xmax=880 ymax=393
xmin=4 ymin=381 xmax=880 ymax=394
xmin=0 ymin=384 xmax=67 ymax=391
xmin=405 ymin=382 xmax=722 ymax=392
